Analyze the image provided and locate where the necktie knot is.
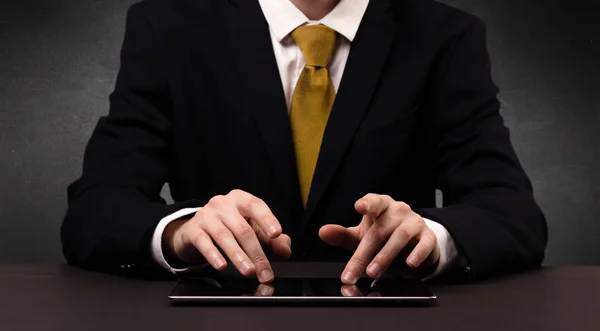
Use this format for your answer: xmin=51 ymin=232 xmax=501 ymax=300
xmin=291 ymin=25 xmax=337 ymax=68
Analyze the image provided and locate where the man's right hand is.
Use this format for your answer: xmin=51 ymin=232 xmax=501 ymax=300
xmin=162 ymin=189 xmax=291 ymax=283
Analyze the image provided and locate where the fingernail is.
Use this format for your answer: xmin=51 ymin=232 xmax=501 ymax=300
xmin=407 ymin=257 xmax=417 ymax=268
xmin=214 ymin=257 xmax=226 ymax=269
xmin=367 ymin=263 xmax=381 ymax=277
xmin=267 ymin=226 xmax=278 ymax=237
xmin=342 ymin=271 xmax=356 ymax=284
xmin=260 ymin=269 xmax=273 ymax=282
xmin=242 ymin=260 xmax=253 ymax=272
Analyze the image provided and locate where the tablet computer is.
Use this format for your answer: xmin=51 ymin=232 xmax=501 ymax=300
xmin=169 ymin=276 xmax=436 ymax=305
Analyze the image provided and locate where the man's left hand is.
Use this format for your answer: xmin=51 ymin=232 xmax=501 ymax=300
xmin=319 ymin=193 xmax=440 ymax=284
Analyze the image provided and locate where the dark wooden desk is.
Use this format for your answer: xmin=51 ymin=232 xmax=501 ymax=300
xmin=1 ymin=264 xmax=598 ymax=331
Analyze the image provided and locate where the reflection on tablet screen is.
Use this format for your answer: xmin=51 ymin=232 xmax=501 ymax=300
xmin=173 ymin=277 xmax=432 ymax=298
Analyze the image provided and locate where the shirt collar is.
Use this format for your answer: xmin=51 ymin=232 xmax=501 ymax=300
xmin=258 ymin=0 xmax=370 ymax=42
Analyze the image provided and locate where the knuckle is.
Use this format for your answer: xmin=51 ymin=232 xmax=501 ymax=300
xmin=235 ymin=223 xmax=255 ymax=238
xmin=422 ymin=227 xmax=434 ymax=238
xmin=364 ymin=193 xmax=377 ymax=201
xmin=250 ymin=253 xmax=268 ymax=265
xmin=397 ymin=201 xmax=411 ymax=210
xmin=213 ymin=228 xmax=231 ymax=240
xmin=415 ymin=217 xmax=426 ymax=229
xmin=208 ymin=195 xmax=227 ymax=207
xmin=351 ymin=255 xmax=369 ymax=268
xmin=389 ymin=203 xmax=402 ymax=214
xmin=229 ymin=189 xmax=252 ymax=202
xmin=228 ymin=189 xmax=243 ymax=197
xmin=195 ymin=207 xmax=207 ymax=217
xmin=367 ymin=229 xmax=385 ymax=243
xmin=246 ymin=198 xmax=266 ymax=213
xmin=189 ymin=231 xmax=205 ymax=246
xmin=195 ymin=209 xmax=212 ymax=225
xmin=252 ymin=197 xmax=266 ymax=208
xmin=360 ymin=194 xmax=375 ymax=207
xmin=392 ymin=201 xmax=410 ymax=213
xmin=394 ymin=227 xmax=411 ymax=241
xmin=410 ymin=219 xmax=425 ymax=232
xmin=236 ymin=196 xmax=252 ymax=209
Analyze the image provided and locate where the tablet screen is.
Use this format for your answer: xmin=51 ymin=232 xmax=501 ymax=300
xmin=170 ymin=277 xmax=435 ymax=303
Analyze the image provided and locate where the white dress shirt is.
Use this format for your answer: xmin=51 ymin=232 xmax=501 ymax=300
xmin=151 ymin=0 xmax=458 ymax=278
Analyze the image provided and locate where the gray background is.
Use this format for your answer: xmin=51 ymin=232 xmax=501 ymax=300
xmin=0 ymin=0 xmax=598 ymax=264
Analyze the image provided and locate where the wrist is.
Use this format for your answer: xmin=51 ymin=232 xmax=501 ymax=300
xmin=162 ymin=218 xmax=202 ymax=267
xmin=163 ymin=218 xmax=186 ymax=253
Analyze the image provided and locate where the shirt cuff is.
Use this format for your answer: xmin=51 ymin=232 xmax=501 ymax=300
xmin=422 ymin=217 xmax=459 ymax=280
xmin=151 ymin=207 xmax=202 ymax=274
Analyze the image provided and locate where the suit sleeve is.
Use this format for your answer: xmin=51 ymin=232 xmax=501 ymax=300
xmin=413 ymin=19 xmax=548 ymax=281
xmin=60 ymin=5 xmax=203 ymax=278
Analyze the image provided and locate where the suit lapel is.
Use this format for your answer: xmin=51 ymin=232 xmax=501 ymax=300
xmin=302 ymin=0 xmax=396 ymax=230
xmin=225 ymin=0 xmax=304 ymax=223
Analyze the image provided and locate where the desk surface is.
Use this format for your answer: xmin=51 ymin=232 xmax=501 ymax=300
xmin=1 ymin=264 xmax=598 ymax=331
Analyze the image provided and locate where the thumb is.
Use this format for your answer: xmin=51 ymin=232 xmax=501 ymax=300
xmin=319 ymin=224 xmax=361 ymax=251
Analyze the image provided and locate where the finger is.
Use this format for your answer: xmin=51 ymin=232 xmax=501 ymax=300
xmin=254 ymin=224 xmax=291 ymax=259
xmin=186 ymin=228 xmax=227 ymax=270
xmin=218 ymin=208 xmax=274 ymax=283
xmin=229 ymin=190 xmax=282 ymax=238
xmin=270 ymin=234 xmax=292 ymax=258
xmin=355 ymin=194 xmax=394 ymax=218
xmin=342 ymin=224 xmax=389 ymax=284
xmin=200 ymin=214 xmax=255 ymax=277
xmin=254 ymin=222 xmax=271 ymax=246
xmin=366 ymin=224 xmax=419 ymax=278
xmin=318 ymin=224 xmax=361 ymax=251
xmin=406 ymin=231 xmax=437 ymax=268
xmin=360 ymin=214 xmax=375 ymax=233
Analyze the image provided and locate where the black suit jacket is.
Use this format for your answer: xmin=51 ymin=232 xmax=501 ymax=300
xmin=61 ymin=0 xmax=547 ymax=281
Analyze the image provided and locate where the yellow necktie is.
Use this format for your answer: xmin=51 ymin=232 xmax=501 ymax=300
xmin=289 ymin=25 xmax=337 ymax=206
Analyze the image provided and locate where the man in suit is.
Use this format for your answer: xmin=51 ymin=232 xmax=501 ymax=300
xmin=61 ymin=0 xmax=547 ymax=283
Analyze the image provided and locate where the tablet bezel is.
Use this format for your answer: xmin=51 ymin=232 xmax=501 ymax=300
xmin=168 ymin=277 xmax=437 ymax=305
